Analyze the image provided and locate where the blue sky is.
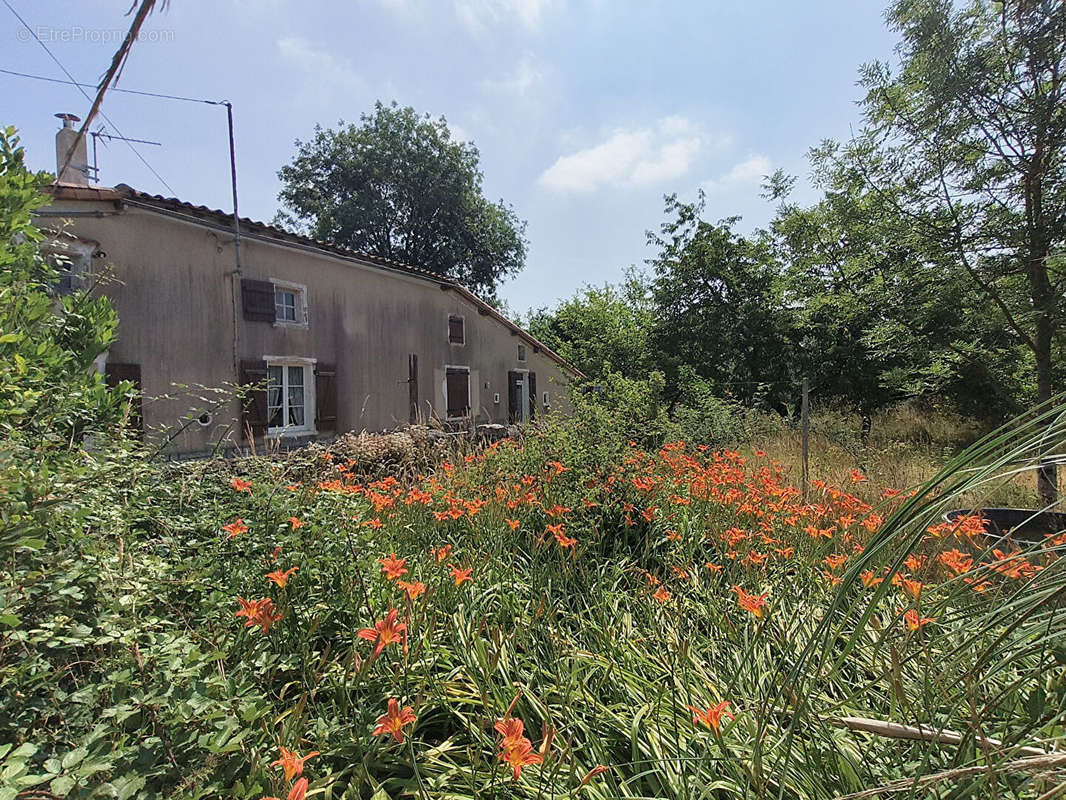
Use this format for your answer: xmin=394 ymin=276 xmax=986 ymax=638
xmin=4 ymin=1 xmax=898 ymax=314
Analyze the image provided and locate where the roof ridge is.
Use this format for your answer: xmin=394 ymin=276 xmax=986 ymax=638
xmin=43 ymin=182 xmax=584 ymax=378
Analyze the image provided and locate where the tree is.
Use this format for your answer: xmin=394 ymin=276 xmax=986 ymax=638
xmin=277 ymin=102 xmax=527 ymax=299
xmin=524 ymin=272 xmax=654 ymax=381
xmin=832 ymin=0 xmax=1066 ymax=502
xmin=771 ymin=176 xmax=1027 ymax=435
xmin=646 ymin=193 xmax=795 ymax=409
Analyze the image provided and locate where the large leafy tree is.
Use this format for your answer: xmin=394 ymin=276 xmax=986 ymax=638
xmin=525 ymin=272 xmax=655 ymax=381
xmin=831 ymin=0 xmax=1066 ymax=501
xmin=277 ymin=102 xmax=527 ymax=299
xmin=772 ymin=175 xmax=1027 ymax=434
xmin=647 ymin=193 xmax=795 ymax=409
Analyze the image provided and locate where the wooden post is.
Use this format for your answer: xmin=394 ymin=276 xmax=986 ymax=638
xmin=801 ymin=377 xmax=810 ymax=502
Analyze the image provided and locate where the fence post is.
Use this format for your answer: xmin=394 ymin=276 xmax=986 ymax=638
xmin=801 ymin=377 xmax=810 ymax=502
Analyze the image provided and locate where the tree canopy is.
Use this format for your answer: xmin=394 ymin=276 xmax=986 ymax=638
xmin=277 ymin=102 xmax=527 ymax=299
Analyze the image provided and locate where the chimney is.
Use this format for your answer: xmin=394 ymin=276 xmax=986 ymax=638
xmin=55 ymin=113 xmax=89 ymax=186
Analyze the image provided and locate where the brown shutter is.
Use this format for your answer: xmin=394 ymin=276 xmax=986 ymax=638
xmin=241 ymin=278 xmax=276 ymax=323
xmin=105 ymin=362 xmax=143 ymax=435
xmin=408 ymin=354 xmax=419 ymax=423
xmin=508 ymin=371 xmax=520 ymax=423
xmin=315 ymin=363 xmax=338 ymax=432
xmin=239 ymin=359 xmax=268 ymax=438
xmin=448 ymin=315 xmax=465 ymax=344
xmin=446 ymin=368 xmax=469 ymax=418
xmin=528 ymin=371 xmax=537 ymax=420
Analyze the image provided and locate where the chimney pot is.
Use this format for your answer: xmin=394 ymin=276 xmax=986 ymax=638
xmin=54 ymin=112 xmax=89 ymax=186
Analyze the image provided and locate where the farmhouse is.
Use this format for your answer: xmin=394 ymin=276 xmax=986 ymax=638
xmin=37 ymin=116 xmax=577 ymax=455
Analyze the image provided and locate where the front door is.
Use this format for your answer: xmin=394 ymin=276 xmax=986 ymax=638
xmin=508 ymin=370 xmax=529 ymax=423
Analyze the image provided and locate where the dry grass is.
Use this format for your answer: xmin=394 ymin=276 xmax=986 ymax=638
xmin=746 ymin=404 xmax=1050 ymax=509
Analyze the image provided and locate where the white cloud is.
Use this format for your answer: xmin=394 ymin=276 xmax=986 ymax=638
xmin=276 ymin=36 xmax=363 ymax=89
xmin=482 ymin=53 xmax=544 ymax=97
xmin=455 ymin=0 xmax=556 ymax=35
xmin=701 ymin=154 xmax=772 ymax=193
xmin=538 ymin=117 xmax=707 ymax=194
xmin=448 ymin=123 xmax=471 ymax=142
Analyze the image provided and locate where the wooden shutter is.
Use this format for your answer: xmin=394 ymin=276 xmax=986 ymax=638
xmin=315 ymin=363 xmax=338 ymax=432
xmin=528 ymin=371 xmax=537 ymax=420
xmin=446 ymin=368 xmax=469 ymax=418
xmin=239 ymin=359 xmax=268 ymax=438
xmin=105 ymin=362 xmax=143 ymax=435
xmin=507 ymin=371 xmax=521 ymax=423
xmin=448 ymin=315 xmax=465 ymax=344
xmin=241 ymin=278 xmax=276 ymax=323
xmin=408 ymin=354 xmax=419 ymax=423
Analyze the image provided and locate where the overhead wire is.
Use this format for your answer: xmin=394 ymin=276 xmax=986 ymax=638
xmin=2 ymin=0 xmax=178 ymax=194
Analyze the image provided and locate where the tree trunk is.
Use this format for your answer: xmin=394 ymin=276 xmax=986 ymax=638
xmin=1025 ymin=148 xmax=1058 ymax=506
xmin=1035 ymin=328 xmax=1058 ymax=506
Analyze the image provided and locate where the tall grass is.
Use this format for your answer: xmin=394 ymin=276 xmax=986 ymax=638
xmin=2 ymin=402 xmax=1065 ymax=799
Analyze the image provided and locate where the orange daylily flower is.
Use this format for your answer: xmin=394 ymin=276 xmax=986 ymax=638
xmin=860 ymin=570 xmax=883 ymax=588
xmin=288 ymin=516 xmax=305 ymax=529
xmin=270 ymin=545 xmax=283 ymax=563
xmin=222 ymin=519 xmax=249 ymax=538
xmin=688 ymin=701 xmax=734 ymax=732
xmin=552 ymin=527 xmax=577 ymax=548
xmin=449 ymin=565 xmax=473 ymax=586
xmin=705 ymin=562 xmax=724 ymax=573
xmin=234 ymin=597 xmax=283 ymax=633
xmin=652 ymin=586 xmax=671 ymax=604
xmin=732 ymin=586 xmax=768 ymax=619
xmin=505 ymin=518 xmax=520 ymax=531
xmin=433 ymin=544 xmax=453 ymax=562
xmin=363 ymin=518 xmax=384 ymax=530
xmin=261 ymin=777 xmax=309 ymax=800
xmin=266 ymin=566 xmax=298 ymax=588
xmin=357 ymin=608 xmax=407 ymax=656
xmin=379 ymin=553 xmax=409 ymax=580
xmin=270 ymin=748 xmax=319 ymax=781
xmin=231 ymin=477 xmax=252 ymax=493
xmin=494 ymin=717 xmax=526 ymax=747
xmin=494 ymin=717 xmax=542 ymax=781
xmin=397 ymin=580 xmax=426 ymax=601
xmin=904 ymin=609 xmax=934 ymax=631
xmin=499 ymin=737 xmax=543 ymax=781
xmin=373 ymin=698 xmax=417 ymax=743
xmin=900 ymin=578 xmax=924 ymax=600
xmin=824 ymin=553 xmax=847 ymax=570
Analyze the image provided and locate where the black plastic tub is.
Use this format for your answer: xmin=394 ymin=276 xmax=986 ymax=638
xmin=944 ymin=507 xmax=1066 ymax=546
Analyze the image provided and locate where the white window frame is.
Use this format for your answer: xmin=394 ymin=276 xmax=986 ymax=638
xmin=271 ymin=279 xmax=309 ymax=329
xmin=443 ymin=364 xmax=471 ymax=421
xmin=264 ymin=356 xmax=316 ymax=436
xmin=447 ymin=313 xmax=466 ymax=346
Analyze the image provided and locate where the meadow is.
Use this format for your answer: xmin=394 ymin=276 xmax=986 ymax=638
xmin=3 ymin=404 xmax=1065 ymax=800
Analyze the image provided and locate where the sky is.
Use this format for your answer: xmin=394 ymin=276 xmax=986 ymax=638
xmin=3 ymin=0 xmax=899 ymax=315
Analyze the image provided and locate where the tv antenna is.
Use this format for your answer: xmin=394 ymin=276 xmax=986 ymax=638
xmin=88 ymin=126 xmax=162 ymax=183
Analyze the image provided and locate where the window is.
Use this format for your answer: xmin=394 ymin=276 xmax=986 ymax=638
xmin=275 ymin=289 xmax=297 ymax=322
xmin=517 ymin=345 xmax=527 ymax=362
xmin=445 ymin=367 xmax=470 ymax=419
xmin=448 ymin=314 xmax=465 ymax=345
xmin=271 ymin=279 xmax=308 ymax=327
xmin=265 ymin=360 xmax=315 ymax=434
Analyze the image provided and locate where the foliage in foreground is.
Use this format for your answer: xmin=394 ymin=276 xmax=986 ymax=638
xmin=3 ymin=404 xmax=1066 ymax=799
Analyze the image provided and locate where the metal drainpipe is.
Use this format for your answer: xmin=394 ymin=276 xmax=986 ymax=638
xmin=225 ymin=102 xmax=243 ymax=433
